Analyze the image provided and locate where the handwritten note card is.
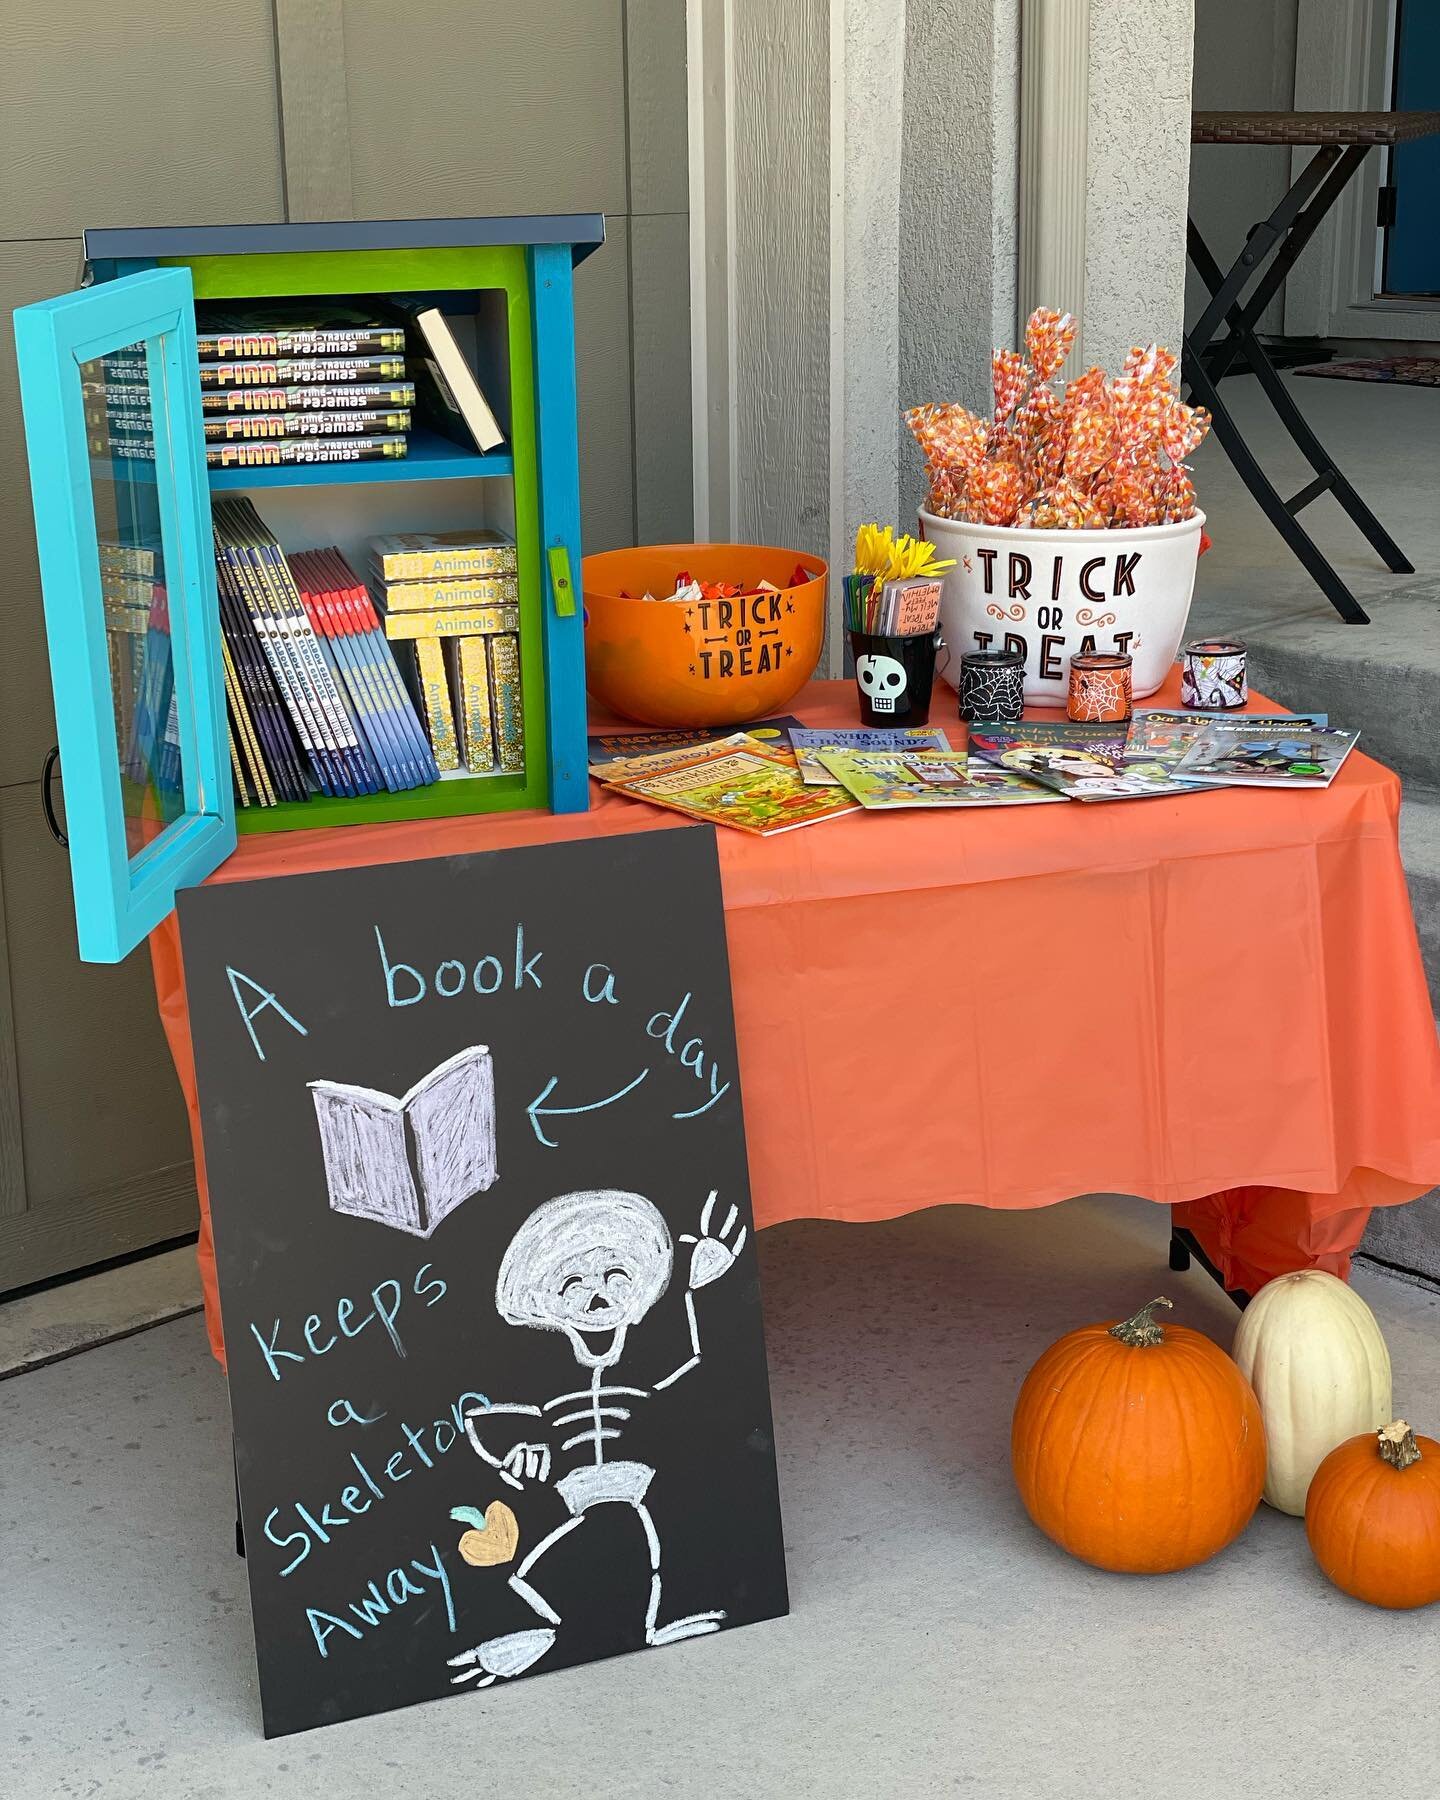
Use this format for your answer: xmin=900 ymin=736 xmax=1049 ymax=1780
xmin=178 ymin=827 xmax=788 ymax=1737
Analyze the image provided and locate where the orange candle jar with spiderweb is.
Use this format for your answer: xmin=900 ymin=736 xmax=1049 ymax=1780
xmin=1067 ymin=652 xmax=1133 ymax=723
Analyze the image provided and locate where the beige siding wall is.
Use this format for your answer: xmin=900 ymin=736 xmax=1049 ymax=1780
xmin=0 ymin=0 xmax=691 ymax=1289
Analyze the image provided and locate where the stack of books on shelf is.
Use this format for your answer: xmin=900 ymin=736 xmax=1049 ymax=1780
xmin=367 ymin=531 xmax=523 ymax=777
xmin=211 ymin=497 xmax=440 ymax=807
xmin=196 ymin=308 xmax=413 ymax=472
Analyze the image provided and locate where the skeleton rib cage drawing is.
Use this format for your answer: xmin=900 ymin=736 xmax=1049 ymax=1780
xmin=448 ymin=1187 xmax=747 ymax=1689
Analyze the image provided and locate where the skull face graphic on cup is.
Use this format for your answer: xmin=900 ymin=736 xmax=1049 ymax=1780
xmin=856 ymin=653 xmax=907 ymax=714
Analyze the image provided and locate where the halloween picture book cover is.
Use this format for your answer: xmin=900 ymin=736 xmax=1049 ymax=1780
xmin=1174 ymin=722 xmax=1360 ymax=787
xmin=815 ymin=750 xmax=1063 ymax=808
xmin=1126 ymin=709 xmax=1329 ymax=775
xmin=586 ymin=716 xmax=805 ymax=776
xmin=967 ymin=722 xmax=1189 ymax=802
xmin=604 ymin=741 xmax=860 ymax=835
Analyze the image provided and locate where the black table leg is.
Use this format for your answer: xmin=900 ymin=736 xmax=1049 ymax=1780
xmin=1185 ymin=141 xmax=1414 ymax=622
xmin=1167 ymin=1216 xmax=1250 ymax=1311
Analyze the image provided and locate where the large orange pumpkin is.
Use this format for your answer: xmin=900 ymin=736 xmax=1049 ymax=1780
xmin=1305 ymin=1420 xmax=1440 ymax=1609
xmin=1011 ymin=1296 xmax=1266 ymax=1573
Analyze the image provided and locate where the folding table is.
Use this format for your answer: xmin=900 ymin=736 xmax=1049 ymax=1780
xmin=1186 ymin=110 xmax=1440 ymax=625
xmin=149 ymin=676 xmax=1440 ymax=1370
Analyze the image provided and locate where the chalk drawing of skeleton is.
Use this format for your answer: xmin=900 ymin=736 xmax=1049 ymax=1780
xmin=447 ymin=1187 xmax=746 ymax=1689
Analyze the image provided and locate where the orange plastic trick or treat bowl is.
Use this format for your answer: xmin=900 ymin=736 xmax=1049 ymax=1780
xmin=582 ymin=544 xmax=828 ymax=727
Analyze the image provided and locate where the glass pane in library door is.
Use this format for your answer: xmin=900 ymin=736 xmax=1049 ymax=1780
xmin=80 ymin=339 xmax=192 ymax=862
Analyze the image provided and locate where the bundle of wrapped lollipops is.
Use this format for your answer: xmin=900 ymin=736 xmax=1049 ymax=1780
xmin=905 ymin=308 xmax=1212 ymax=531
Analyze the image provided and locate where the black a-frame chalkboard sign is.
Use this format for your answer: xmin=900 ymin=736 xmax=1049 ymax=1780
xmin=177 ymin=826 xmax=788 ymax=1737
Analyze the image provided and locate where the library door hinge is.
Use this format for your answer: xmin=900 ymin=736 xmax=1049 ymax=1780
xmin=1377 ymin=184 xmax=1398 ymax=230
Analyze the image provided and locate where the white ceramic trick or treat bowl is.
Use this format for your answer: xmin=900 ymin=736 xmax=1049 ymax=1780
xmin=920 ymin=509 xmax=1206 ymax=706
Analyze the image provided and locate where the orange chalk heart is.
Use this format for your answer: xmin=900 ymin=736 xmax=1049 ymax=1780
xmin=457 ymin=1501 xmax=520 ymax=1567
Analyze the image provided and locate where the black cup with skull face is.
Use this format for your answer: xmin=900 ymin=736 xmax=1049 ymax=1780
xmin=850 ymin=630 xmax=937 ymax=727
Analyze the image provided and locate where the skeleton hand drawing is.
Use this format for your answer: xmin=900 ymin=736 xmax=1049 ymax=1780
xmin=680 ymin=1189 xmax=747 ymax=1291
xmin=447 ymin=1187 xmax=742 ymax=1691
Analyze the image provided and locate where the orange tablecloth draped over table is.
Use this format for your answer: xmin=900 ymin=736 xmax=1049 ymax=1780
xmin=150 ymin=676 xmax=1440 ymax=1368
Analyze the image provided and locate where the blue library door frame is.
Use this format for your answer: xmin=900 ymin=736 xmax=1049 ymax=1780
xmin=13 ymin=265 xmax=235 ymax=964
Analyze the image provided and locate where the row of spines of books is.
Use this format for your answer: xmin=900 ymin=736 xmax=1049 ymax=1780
xmin=288 ymin=548 xmax=443 ymax=794
xmin=366 ymin=532 xmax=524 ymax=776
xmin=85 ymin=338 xmax=416 ymax=468
xmin=213 ymin=499 xmax=438 ymax=805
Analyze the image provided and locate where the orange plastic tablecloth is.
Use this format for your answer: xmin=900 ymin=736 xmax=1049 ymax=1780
xmin=150 ymin=676 xmax=1440 ymax=1368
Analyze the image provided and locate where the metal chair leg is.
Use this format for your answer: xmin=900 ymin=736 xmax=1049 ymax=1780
xmin=1184 ymin=338 xmax=1372 ymax=623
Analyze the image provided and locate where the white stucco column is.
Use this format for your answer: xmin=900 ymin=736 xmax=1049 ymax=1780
xmin=1019 ymin=0 xmax=1194 ymax=373
xmin=899 ymin=0 xmax=1021 ymax=515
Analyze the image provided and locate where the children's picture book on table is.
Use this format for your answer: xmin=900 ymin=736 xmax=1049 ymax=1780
xmin=586 ymin=717 xmax=805 ymax=776
xmin=601 ymin=736 xmax=860 ymax=836
xmin=967 ymin=721 xmax=1191 ymax=802
xmin=1174 ymin=722 xmax=1360 ymax=787
xmin=786 ymin=725 xmax=951 ymax=786
xmin=816 ymin=750 xmax=1064 ymax=809
xmin=1125 ymin=709 xmax=1329 ymax=776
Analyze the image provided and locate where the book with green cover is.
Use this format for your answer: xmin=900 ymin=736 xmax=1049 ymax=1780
xmin=816 ymin=750 xmax=1064 ymax=808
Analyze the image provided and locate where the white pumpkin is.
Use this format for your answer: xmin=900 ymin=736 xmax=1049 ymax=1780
xmin=1233 ymin=1270 xmax=1392 ymax=1516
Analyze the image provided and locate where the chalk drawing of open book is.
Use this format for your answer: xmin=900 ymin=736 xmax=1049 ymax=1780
xmin=308 ymin=1045 xmax=498 ymax=1238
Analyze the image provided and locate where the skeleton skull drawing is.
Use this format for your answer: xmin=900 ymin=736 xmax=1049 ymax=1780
xmin=857 ymin=653 xmax=907 ymax=713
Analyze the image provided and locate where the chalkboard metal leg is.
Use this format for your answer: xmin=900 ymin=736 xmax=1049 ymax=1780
xmin=1169 ymin=1220 xmax=1250 ymax=1312
xmin=234 ymin=1444 xmax=246 ymax=1559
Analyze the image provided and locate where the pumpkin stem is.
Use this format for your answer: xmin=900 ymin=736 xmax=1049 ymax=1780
xmin=1109 ymin=1296 xmax=1174 ymax=1347
xmin=1377 ymin=1420 xmax=1422 ymax=1472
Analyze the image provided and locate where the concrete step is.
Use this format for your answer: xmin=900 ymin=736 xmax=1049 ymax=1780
xmin=1238 ymin=585 xmax=1440 ymax=793
xmin=1400 ymin=788 xmax=1440 ymax=1001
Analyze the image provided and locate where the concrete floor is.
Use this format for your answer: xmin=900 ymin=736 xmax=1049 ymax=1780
xmin=5 ymin=1194 xmax=1438 ymax=1800
xmin=1186 ymin=367 xmax=1440 ymax=639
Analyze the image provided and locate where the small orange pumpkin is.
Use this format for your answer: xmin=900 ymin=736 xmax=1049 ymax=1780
xmin=1011 ymin=1296 xmax=1266 ymax=1573
xmin=1305 ymin=1420 xmax=1440 ymax=1609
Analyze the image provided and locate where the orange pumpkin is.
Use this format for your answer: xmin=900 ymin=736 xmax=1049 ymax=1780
xmin=583 ymin=544 xmax=827 ymax=727
xmin=1305 ymin=1420 xmax=1440 ymax=1609
xmin=1011 ymin=1296 xmax=1266 ymax=1573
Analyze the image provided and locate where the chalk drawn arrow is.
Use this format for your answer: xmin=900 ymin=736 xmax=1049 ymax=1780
xmin=526 ymin=1067 xmax=651 ymax=1147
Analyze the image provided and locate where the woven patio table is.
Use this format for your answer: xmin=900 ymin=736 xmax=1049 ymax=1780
xmin=1187 ymin=109 xmax=1440 ymax=623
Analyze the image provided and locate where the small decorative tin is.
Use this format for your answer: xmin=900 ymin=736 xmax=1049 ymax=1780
xmin=1181 ymin=638 xmax=1248 ymax=710
xmin=958 ymin=648 xmax=1025 ymax=723
xmin=1067 ymin=652 xmax=1133 ymax=723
